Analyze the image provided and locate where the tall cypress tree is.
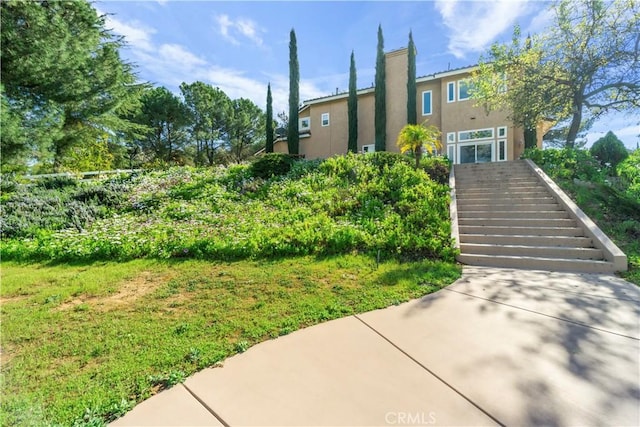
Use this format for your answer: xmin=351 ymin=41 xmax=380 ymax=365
xmin=348 ymin=51 xmax=358 ymax=153
xmin=288 ymin=29 xmax=300 ymax=155
xmin=407 ymin=30 xmax=417 ymax=125
xmin=374 ymin=25 xmax=386 ymax=152
xmin=265 ymin=83 xmax=274 ymax=153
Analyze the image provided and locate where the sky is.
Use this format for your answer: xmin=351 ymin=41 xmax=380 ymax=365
xmin=96 ymin=0 xmax=639 ymax=150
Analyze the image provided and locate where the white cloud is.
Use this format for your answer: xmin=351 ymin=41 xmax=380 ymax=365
xmin=215 ymin=14 xmax=264 ymax=47
xmin=100 ymin=10 xmax=156 ymax=52
xmin=435 ymin=0 xmax=532 ymax=58
xmin=525 ymin=5 xmax=554 ymax=35
xmin=97 ymin=11 xmax=325 ymax=115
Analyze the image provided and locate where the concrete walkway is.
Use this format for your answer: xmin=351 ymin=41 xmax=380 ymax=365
xmin=111 ymin=267 xmax=640 ymax=426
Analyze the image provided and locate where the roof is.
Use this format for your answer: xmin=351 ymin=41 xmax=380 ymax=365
xmin=300 ymin=64 xmax=478 ymax=108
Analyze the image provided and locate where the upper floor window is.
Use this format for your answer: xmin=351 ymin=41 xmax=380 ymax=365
xmin=458 ymin=128 xmax=494 ymax=141
xmin=422 ymin=91 xmax=432 ymax=115
xmin=447 ymin=82 xmax=455 ymax=103
xmin=300 ymin=117 xmax=310 ymax=131
xmin=458 ymin=79 xmax=475 ymax=101
xmin=321 ymin=113 xmax=330 ymax=126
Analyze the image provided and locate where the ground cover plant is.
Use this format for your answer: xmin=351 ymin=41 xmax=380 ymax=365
xmin=1 ymin=153 xmax=456 ymax=263
xmin=523 ymin=148 xmax=640 ymax=285
xmin=0 ymin=152 xmax=460 ymax=426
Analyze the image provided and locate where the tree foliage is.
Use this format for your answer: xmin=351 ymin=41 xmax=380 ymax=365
xmin=473 ymin=0 xmax=640 ymax=148
xmin=288 ymin=29 xmax=300 ymax=155
xmin=131 ymin=87 xmax=190 ymax=165
xmin=227 ymin=98 xmax=266 ymax=163
xmin=396 ymin=122 xmax=442 ymax=169
xmin=180 ymin=81 xmax=231 ymax=166
xmin=375 ymin=24 xmax=387 ymax=152
xmin=407 ymin=31 xmax=417 ymax=125
xmin=348 ymin=51 xmax=358 ymax=153
xmin=1 ymin=0 xmax=143 ymax=171
xmin=590 ymin=131 xmax=629 ymax=169
xmin=266 ymin=83 xmax=274 ymax=153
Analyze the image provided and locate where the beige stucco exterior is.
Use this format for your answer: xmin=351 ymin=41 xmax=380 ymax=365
xmin=275 ymin=47 xmax=540 ymax=163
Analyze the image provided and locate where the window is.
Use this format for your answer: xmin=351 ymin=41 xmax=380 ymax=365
xmin=321 ymin=113 xmax=330 ymax=127
xmin=458 ymin=79 xmax=474 ymax=101
xmin=498 ymin=126 xmax=507 ymax=138
xmin=447 ymin=81 xmax=455 ymax=102
xmin=498 ymin=140 xmax=507 ymax=161
xmin=447 ymin=145 xmax=455 ymax=162
xmin=458 ymin=128 xmax=494 ymax=141
xmin=362 ymin=144 xmax=375 ymax=153
xmin=300 ymin=117 xmax=310 ymax=131
xmin=447 ymin=132 xmax=456 ymax=143
xmin=422 ymin=91 xmax=432 ymax=115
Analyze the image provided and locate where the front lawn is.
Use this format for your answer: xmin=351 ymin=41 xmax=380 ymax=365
xmin=1 ymin=256 xmax=460 ymax=426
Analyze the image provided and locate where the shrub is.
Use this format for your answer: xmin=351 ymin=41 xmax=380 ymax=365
xmin=617 ymin=149 xmax=640 ymax=201
xmin=522 ymin=148 xmax=605 ymax=183
xmin=590 ymin=131 xmax=629 ymax=171
xmin=37 ymin=175 xmax=78 ymax=190
xmin=251 ymin=153 xmax=297 ymax=179
xmin=420 ymin=157 xmax=450 ymax=185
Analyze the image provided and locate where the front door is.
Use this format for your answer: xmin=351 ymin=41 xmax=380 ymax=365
xmin=458 ymin=142 xmax=494 ymax=164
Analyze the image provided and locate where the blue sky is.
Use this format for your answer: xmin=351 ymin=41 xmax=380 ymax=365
xmin=96 ymin=0 xmax=639 ymax=149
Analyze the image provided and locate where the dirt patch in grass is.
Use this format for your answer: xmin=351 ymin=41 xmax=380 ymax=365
xmin=57 ymin=271 xmax=170 ymax=312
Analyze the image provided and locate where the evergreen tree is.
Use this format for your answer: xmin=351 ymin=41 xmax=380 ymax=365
xmin=590 ymin=131 xmax=629 ymax=169
xmin=374 ymin=25 xmax=386 ymax=151
xmin=288 ymin=29 xmax=300 ymax=155
xmin=407 ymin=31 xmax=417 ymax=125
xmin=348 ymin=51 xmax=358 ymax=153
xmin=266 ymin=83 xmax=274 ymax=153
xmin=1 ymin=0 xmax=143 ymax=171
xmin=180 ymin=81 xmax=231 ymax=166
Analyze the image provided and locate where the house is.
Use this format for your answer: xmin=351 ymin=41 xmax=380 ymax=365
xmin=274 ymin=46 xmax=543 ymax=164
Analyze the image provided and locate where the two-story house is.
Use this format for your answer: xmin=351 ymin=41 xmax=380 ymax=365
xmin=274 ymin=46 xmax=543 ymax=164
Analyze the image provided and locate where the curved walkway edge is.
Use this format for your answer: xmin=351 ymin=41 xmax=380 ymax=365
xmin=111 ymin=267 xmax=640 ymax=427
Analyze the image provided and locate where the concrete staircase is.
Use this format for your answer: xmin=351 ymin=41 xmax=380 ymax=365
xmin=452 ymin=160 xmax=626 ymax=273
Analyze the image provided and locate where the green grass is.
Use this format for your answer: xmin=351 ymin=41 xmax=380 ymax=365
xmin=1 ymin=255 xmax=461 ymax=426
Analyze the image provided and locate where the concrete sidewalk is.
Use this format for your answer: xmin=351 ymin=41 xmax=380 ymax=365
xmin=111 ymin=267 xmax=640 ymax=426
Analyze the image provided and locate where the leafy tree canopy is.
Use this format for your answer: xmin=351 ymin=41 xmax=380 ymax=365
xmin=473 ymin=0 xmax=640 ymax=148
xmin=1 ymin=0 xmax=143 ymax=171
xmin=590 ymin=131 xmax=629 ymax=169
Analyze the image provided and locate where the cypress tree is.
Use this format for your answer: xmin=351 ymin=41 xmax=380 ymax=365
xmin=288 ymin=29 xmax=300 ymax=155
xmin=266 ymin=83 xmax=274 ymax=153
xmin=348 ymin=51 xmax=358 ymax=153
xmin=374 ymin=25 xmax=386 ymax=152
xmin=407 ymin=30 xmax=417 ymax=125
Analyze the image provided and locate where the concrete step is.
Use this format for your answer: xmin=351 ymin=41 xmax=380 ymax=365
xmin=456 ymin=178 xmax=537 ymax=184
xmin=458 ymin=218 xmax=576 ymax=227
xmin=459 ymin=234 xmax=594 ymax=248
xmin=457 ymin=211 xmax=569 ymax=219
xmin=457 ymin=190 xmax=551 ymax=199
xmin=457 ymin=185 xmax=544 ymax=193
xmin=459 ymin=225 xmax=584 ymax=236
xmin=459 ymin=243 xmax=604 ymax=260
xmin=457 ymin=196 xmax=557 ymax=205
xmin=456 ymin=253 xmax=616 ymax=273
xmin=454 ymin=203 xmax=564 ymax=212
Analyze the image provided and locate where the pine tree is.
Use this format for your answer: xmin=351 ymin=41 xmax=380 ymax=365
xmin=266 ymin=83 xmax=274 ymax=153
xmin=374 ymin=25 xmax=386 ymax=152
xmin=287 ymin=29 xmax=300 ymax=155
xmin=407 ymin=31 xmax=417 ymax=125
xmin=348 ymin=51 xmax=358 ymax=153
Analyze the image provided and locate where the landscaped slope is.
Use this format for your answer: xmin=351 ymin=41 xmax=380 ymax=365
xmin=1 ymin=153 xmax=455 ymax=263
xmin=0 ymin=153 xmax=460 ymax=426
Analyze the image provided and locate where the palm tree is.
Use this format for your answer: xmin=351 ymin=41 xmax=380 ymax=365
xmin=396 ymin=122 xmax=442 ymax=169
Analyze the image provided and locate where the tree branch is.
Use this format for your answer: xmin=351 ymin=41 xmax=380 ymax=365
xmin=584 ymin=82 xmax=640 ymax=99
